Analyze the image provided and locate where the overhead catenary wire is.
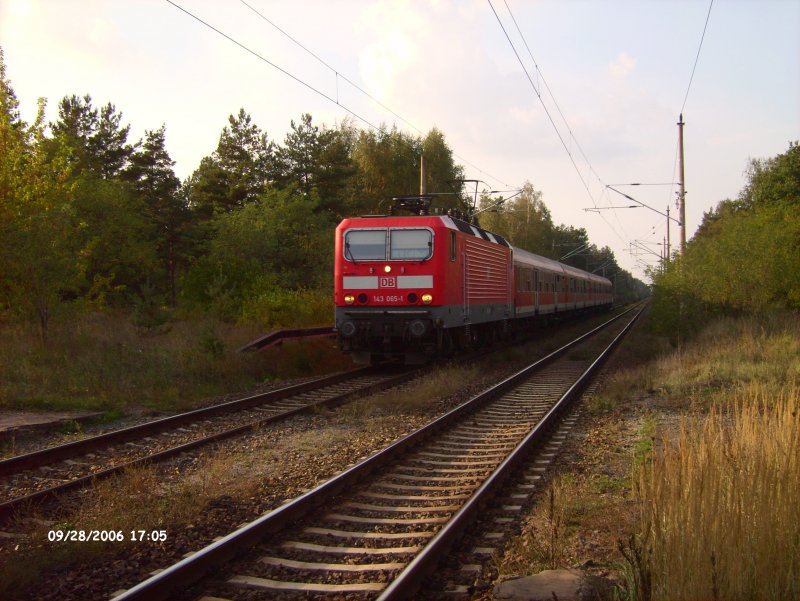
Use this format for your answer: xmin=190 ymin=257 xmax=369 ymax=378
xmin=163 ymin=0 xmax=379 ymax=130
xmin=167 ymin=0 xmax=512 ymax=190
xmin=681 ymin=0 xmax=714 ymax=114
xmin=488 ymin=0 xmax=628 ymax=246
xmin=237 ymin=0 xmax=423 ymax=135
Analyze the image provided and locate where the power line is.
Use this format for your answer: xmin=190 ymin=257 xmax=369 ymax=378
xmin=681 ymin=0 xmax=714 ymax=114
xmin=164 ymin=0 xmax=379 ymax=130
xmin=167 ymin=0 xmax=512 ymax=189
xmin=488 ymin=0 xmax=628 ymax=245
xmin=237 ymin=0 xmax=423 ymax=136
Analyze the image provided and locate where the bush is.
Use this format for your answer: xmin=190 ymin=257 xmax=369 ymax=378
xmin=240 ymin=280 xmax=332 ymax=329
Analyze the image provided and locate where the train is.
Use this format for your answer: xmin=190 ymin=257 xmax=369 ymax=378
xmin=334 ymin=197 xmax=613 ymax=364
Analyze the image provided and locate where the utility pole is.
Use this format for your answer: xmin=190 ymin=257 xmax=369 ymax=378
xmin=419 ymin=154 xmax=427 ymax=196
xmin=678 ymin=114 xmax=686 ymax=254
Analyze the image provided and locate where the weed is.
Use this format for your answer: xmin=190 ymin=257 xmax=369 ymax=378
xmin=636 ymin=387 xmax=800 ymax=600
xmin=58 ymin=419 xmax=82 ymax=435
xmin=198 ymin=323 xmax=225 ymax=359
xmin=633 ymin=414 xmax=656 ymax=466
xmin=617 ymin=534 xmax=652 ymax=601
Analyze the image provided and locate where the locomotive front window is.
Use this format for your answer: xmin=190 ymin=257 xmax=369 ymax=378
xmin=389 ymin=229 xmax=432 ymax=260
xmin=345 ymin=230 xmax=387 ymax=261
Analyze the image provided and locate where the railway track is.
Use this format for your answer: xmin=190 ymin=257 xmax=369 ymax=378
xmin=0 ymin=366 xmax=418 ymax=523
xmin=110 ymin=304 xmax=644 ymax=601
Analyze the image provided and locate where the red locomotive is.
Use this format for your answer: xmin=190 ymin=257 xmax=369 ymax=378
xmin=334 ymin=197 xmax=613 ymax=364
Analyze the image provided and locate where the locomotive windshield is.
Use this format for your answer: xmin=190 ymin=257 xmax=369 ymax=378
xmin=390 ymin=229 xmax=432 ymax=260
xmin=344 ymin=228 xmax=432 ymax=261
xmin=344 ymin=230 xmax=386 ymax=260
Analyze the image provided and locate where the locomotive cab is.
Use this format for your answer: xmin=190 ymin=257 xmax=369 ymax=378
xmin=335 ymin=218 xmax=441 ymax=364
xmin=334 ymin=209 xmax=517 ymax=365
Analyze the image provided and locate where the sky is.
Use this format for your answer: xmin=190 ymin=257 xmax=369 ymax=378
xmin=2 ymin=0 xmax=798 ymax=280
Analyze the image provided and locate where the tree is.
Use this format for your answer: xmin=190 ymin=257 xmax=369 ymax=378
xmin=124 ymin=125 xmax=188 ymax=304
xmin=186 ymin=108 xmax=274 ymax=218
xmin=272 ymin=113 xmax=356 ymax=215
xmin=50 ymin=94 xmax=133 ymax=179
xmin=420 ymin=127 xmax=464 ymax=204
xmin=651 ymin=142 xmax=800 ymax=338
xmin=181 ymin=187 xmax=335 ymax=320
xmin=478 ymin=182 xmax=554 ymax=255
xmin=0 ymin=94 xmax=83 ymax=339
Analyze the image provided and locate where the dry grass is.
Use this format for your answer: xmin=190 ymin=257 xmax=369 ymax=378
xmin=0 ymin=445 xmax=273 ymax=597
xmin=0 ymin=312 xmax=351 ymax=413
xmin=634 ymin=386 xmax=800 ymax=601
xmin=346 ymin=363 xmax=483 ymax=418
xmin=655 ymin=313 xmax=800 ymax=404
xmin=501 ymin=476 xmax=571 ymax=574
xmin=590 ymin=312 xmax=800 ymax=414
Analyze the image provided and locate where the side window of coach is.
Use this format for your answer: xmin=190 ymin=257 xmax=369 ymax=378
xmin=450 ymin=231 xmax=456 ymax=261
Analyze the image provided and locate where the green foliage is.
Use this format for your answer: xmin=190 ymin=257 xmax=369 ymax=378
xmin=272 ymin=113 xmax=356 ymax=215
xmin=0 ymin=95 xmax=84 ymax=340
xmin=185 ymin=108 xmax=274 ymax=218
xmin=240 ymin=281 xmax=332 ymax=329
xmin=123 ymin=125 xmax=189 ymax=304
xmin=49 ymin=94 xmax=133 ymax=179
xmin=347 ymin=124 xmax=464 ymax=215
xmin=479 ymin=182 xmax=554 ymax=255
xmin=181 ymin=187 xmax=334 ymax=323
xmin=70 ymin=175 xmax=159 ymax=305
xmin=131 ymin=281 xmax=170 ymax=331
xmin=651 ymin=142 xmax=800 ymax=339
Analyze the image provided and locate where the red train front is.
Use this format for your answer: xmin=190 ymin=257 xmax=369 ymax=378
xmin=334 ymin=213 xmax=513 ymax=364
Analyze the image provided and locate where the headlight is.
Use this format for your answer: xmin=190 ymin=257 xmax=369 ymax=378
xmin=344 ymin=294 xmax=355 ymax=305
xmin=421 ymin=293 xmax=433 ymax=304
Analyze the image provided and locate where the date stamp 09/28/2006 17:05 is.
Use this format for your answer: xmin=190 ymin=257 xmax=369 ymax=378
xmin=46 ymin=529 xmax=168 ymax=543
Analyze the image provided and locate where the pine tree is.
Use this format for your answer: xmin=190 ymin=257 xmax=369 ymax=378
xmin=125 ymin=126 xmax=188 ymax=304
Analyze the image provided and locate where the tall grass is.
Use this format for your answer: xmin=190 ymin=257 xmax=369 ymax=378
xmin=0 ymin=312 xmax=351 ymax=412
xmin=656 ymin=313 xmax=800 ymax=402
xmin=635 ymin=386 xmax=800 ymax=600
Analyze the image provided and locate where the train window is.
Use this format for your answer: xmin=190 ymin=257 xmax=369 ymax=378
xmin=389 ymin=229 xmax=433 ymax=260
xmin=450 ymin=231 xmax=456 ymax=261
xmin=345 ymin=229 xmax=387 ymax=261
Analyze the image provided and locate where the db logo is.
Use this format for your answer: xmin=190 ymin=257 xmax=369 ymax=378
xmin=379 ymin=277 xmax=397 ymax=288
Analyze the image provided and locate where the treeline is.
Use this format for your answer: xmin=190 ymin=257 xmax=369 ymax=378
xmin=0 ymin=49 xmax=645 ymax=338
xmin=651 ymin=141 xmax=800 ymax=338
xmin=477 ymin=184 xmax=649 ymax=303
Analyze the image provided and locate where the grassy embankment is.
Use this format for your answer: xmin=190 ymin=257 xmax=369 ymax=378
xmin=0 ymin=312 xmax=352 ymax=415
xmin=501 ymin=311 xmax=799 ymax=601
xmin=624 ymin=313 xmax=800 ymax=601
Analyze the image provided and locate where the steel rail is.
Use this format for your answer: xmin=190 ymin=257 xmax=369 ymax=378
xmin=378 ymin=303 xmax=645 ymax=599
xmin=110 ymin=305 xmax=639 ymax=601
xmin=0 ymin=366 xmax=379 ymax=477
xmin=0 ymin=367 xmax=419 ymax=523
